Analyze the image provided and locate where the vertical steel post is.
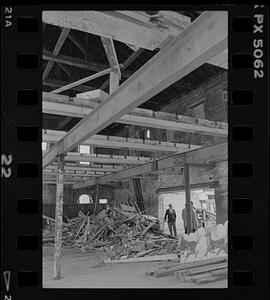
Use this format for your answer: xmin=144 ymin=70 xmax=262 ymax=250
xmin=94 ymin=181 xmax=99 ymax=215
xmin=53 ymin=154 xmax=64 ymax=279
xmin=184 ymin=163 xmax=192 ymax=233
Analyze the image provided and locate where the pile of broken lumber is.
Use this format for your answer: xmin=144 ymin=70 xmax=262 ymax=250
xmin=43 ymin=204 xmax=178 ymax=261
xmin=146 ymin=256 xmax=228 ymax=284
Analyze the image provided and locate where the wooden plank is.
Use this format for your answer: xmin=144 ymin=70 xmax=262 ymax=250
xmin=177 ymin=262 xmax=228 ymax=277
xmin=43 ymin=11 xmax=227 ymax=168
xmin=50 ymin=68 xmax=111 ymax=94
xmin=140 ymin=220 xmax=156 ymax=236
xmin=120 ymin=204 xmax=136 ymax=212
xmin=73 ymin=142 xmax=227 ymax=189
xmin=53 ymin=154 xmax=64 ymax=279
xmin=106 ymin=254 xmax=178 ymax=263
xmin=155 ymin=256 xmax=227 ymax=278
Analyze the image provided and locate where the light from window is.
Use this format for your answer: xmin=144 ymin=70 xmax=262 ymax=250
xmin=79 ymin=194 xmax=92 ymax=204
xmin=79 ymin=145 xmax=90 ymax=153
xmin=146 ymin=129 xmax=150 ymax=138
xmin=79 ymin=145 xmax=90 ymax=165
xmin=99 ymin=198 xmax=107 ymax=204
xmin=42 ymin=142 xmax=47 ymax=151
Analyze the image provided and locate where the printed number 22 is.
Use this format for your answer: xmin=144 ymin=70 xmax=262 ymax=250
xmin=1 ymin=154 xmax=13 ymax=178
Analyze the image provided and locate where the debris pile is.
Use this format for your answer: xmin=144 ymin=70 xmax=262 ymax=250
xmin=43 ymin=204 xmax=178 ymax=261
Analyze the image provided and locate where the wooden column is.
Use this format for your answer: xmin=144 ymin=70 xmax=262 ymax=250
xmin=109 ymin=71 xmax=120 ymax=94
xmin=94 ymin=181 xmax=99 ymax=215
xmin=184 ymin=163 xmax=192 ymax=233
xmin=53 ymin=154 xmax=65 ymax=279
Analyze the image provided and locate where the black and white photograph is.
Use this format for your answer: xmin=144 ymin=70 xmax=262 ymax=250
xmin=42 ymin=10 xmax=228 ymax=288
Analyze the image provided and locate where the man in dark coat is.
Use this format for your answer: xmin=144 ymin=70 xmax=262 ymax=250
xmin=164 ymin=204 xmax=177 ymax=237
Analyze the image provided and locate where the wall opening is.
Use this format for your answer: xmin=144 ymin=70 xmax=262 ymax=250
xmin=79 ymin=145 xmax=90 ymax=165
xmin=158 ymin=188 xmax=216 ymax=235
xmin=79 ymin=194 xmax=93 ymax=204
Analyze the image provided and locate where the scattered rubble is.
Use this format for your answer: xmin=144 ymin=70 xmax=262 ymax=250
xmin=43 ymin=204 xmax=178 ymax=261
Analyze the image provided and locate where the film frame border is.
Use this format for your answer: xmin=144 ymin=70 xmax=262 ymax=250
xmin=1 ymin=4 xmax=269 ymax=299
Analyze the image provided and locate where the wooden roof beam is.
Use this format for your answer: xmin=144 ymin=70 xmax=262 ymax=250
xmin=43 ymin=129 xmax=201 ymax=153
xmin=42 ymin=92 xmax=228 ymax=136
xmin=43 ymin=150 xmax=153 ymax=165
xmin=43 ymin=11 xmax=227 ymax=168
xmin=73 ymin=142 xmax=227 ymax=188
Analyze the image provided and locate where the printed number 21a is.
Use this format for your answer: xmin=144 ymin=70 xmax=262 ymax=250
xmin=1 ymin=154 xmax=13 ymax=178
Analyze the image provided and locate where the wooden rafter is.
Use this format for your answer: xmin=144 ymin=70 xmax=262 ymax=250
xmin=68 ymin=32 xmax=87 ymax=58
xmin=43 ymin=50 xmax=132 ymax=78
xmin=100 ymin=47 xmax=144 ymax=91
xmin=43 ymin=12 xmax=227 ymax=168
xmin=50 ymin=68 xmax=111 ymax=94
xmin=43 ymin=28 xmax=70 ymax=81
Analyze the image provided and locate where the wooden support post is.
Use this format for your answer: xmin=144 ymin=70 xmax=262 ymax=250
xmin=109 ymin=71 xmax=120 ymax=94
xmin=94 ymin=181 xmax=99 ymax=215
xmin=53 ymin=154 xmax=65 ymax=279
xmin=184 ymin=163 xmax=192 ymax=234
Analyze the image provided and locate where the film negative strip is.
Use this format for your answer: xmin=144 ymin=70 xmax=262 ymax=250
xmin=1 ymin=4 xmax=269 ymax=299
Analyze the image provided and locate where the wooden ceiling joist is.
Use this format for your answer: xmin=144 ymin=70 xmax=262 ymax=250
xmin=43 ymin=151 xmax=153 ymax=165
xmin=45 ymin=162 xmax=126 ymax=173
xmin=43 ymin=11 xmax=227 ymax=168
xmin=43 ymin=92 xmax=228 ymax=137
xmin=43 ymin=129 xmax=201 ymax=153
xmin=73 ymin=142 xmax=227 ymax=189
xmin=43 ymin=169 xmax=110 ymax=176
xmin=45 ymin=165 xmax=124 ymax=173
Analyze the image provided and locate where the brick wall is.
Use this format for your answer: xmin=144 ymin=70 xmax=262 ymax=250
xmin=106 ymin=71 xmax=228 ymax=219
xmin=46 ymin=71 xmax=228 ymax=220
xmin=42 ymin=183 xmax=74 ymax=204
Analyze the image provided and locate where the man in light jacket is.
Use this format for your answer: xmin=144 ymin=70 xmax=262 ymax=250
xmin=182 ymin=201 xmax=199 ymax=233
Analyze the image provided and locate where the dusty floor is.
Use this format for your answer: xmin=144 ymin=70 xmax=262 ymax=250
xmin=43 ymin=246 xmax=227 ymax=288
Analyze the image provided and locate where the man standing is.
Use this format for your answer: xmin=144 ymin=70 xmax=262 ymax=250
xmin=182 ymin=201 xmax=199 ymax=233
xmin=164 ymin=204 xmax=177 ymax=237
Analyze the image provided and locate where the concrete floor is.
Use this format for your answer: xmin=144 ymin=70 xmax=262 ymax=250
xmin=43 ymin=246 xmax=227 ymax=288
